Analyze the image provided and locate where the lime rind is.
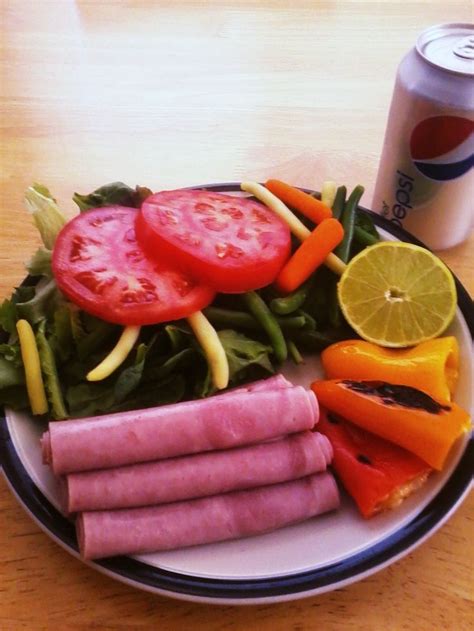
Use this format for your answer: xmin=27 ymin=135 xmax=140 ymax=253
xmin=337 ymin=242 xmax=457 ymax=348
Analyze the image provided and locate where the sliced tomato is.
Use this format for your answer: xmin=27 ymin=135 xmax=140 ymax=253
xmin=136 ymin=190 xmax=291 ymax=293
xmin=52 ymin=206 xmax=215 ymax=325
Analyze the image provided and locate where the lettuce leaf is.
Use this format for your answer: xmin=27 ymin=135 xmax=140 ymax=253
xmin=26 ymin=247 xmax=53 ymax=278
xmin=24 ymin=184 xmax=67 ymax=249
xmin=73 ymin=182 xmax=153 ymax=212
xmin=15 ymin=278 xmax=61 ymax=325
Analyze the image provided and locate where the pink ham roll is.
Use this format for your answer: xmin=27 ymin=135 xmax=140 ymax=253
xmin=42 ymin=386 xmax=318 ymax=475
xmin=63 ymin=431 xmax=332 ymax=513
xmin=77 ymin=471 xmax=340 ymax=559
xmin=226 ymin=374 xmax=292 ymax=395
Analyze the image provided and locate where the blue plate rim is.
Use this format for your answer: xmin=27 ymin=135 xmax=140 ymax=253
xmin=1 ymin=182 xmax=473 ymax=602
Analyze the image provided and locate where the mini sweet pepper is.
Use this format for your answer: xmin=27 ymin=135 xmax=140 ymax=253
xmin=311 ymin=379 xmax=471 ymax=470
xmin=318 ymin=409 xmax=432 ymax=518
xmin=321 ymin=337 xmax=459 ymax=404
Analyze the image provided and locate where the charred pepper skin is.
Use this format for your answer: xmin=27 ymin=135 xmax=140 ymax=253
xmin=311 ymin=379 xmax=471 ymax=470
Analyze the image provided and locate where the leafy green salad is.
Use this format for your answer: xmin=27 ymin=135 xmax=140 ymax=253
xmin=0 ymin=181 xmax=379 ymax=419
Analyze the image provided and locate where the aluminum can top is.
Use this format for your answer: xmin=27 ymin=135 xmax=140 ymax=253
xmin=416 ymin=23 xmax=474 ymax=76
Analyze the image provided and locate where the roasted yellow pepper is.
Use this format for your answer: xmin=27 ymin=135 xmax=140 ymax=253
xmin=321 ymin=337 xmax=459 ymax=403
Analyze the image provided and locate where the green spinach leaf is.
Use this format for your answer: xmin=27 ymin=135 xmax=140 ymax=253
xmin=113 ymin=343 xmax=149 ymax=404
xmin=0 ymin=343 xmax=22 ymax=366
xmin=0 ymin=356 xmax=25 ymax=389
xmin=0 ymin=385 xmax=30 ymax=410
xmin=0 ymin=298 xmax=17 ymax=335
xmin=219 ymin=329 xmax=274 ymax=380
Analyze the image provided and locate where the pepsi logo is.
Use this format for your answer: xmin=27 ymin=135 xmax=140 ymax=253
xmin=410 ymin=116 xmax=473 ymax=181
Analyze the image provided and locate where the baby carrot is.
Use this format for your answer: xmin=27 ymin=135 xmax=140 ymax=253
xmin=275 ymin=218 xmax=344 ymax=294
xmin=265 ymin=179 xmax=332 ymax=225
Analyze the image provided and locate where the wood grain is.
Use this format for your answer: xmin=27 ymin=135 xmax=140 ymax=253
xmin=1 ymin=1 xmax=472 ymax=629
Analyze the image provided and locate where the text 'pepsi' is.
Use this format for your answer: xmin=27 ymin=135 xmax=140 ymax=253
xmin=372 ymin=23 xmax=474 ymax=250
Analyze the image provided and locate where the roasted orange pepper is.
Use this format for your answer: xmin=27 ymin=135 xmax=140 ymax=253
xmin=311 ymin=379 xmax=471 ymax=470
xmin=321 ymin=337 xmax=459 ymax=404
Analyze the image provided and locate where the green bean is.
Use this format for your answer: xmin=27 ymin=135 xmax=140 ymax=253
xmin=326 ymin=186 xmax=349 ymax=327
xmin=270 ymin=278 xmax=314 ymax=315
xmin=288 ymin=340 xmax=303 ymax=365
xmin=276 ymin=316 xmax=305 ymax=331
xmin=334 ymin=185 xmax=365 ymax=263
xmin=328 ymin=282 xmax=342 ymax=328
xmin=203 ymin=307 xmax=256 ymax=330
xmin=301 ymin=266 xmax=333 ymax=327
xmin=331 ymin=185 xmax=347 ymax=220
xmin=290 ymin=330 xmax=342 ymax=352
xmin=202 ymin=307 xmax=305 ymax=332
xmin=353 ymin=225 xmax=379 ymax=247
xmin=242 ymin=292 xmax=287 ymax=363
xmin=296 ymin=309 xmax=317 ymax=331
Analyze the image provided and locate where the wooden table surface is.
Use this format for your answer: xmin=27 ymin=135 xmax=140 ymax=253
xmin=1 ymin=2 xmax=472 ymax=629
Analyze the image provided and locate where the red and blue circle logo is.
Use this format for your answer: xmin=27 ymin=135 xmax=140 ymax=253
xmin=410 ymin=115 xmax=473 ymax=181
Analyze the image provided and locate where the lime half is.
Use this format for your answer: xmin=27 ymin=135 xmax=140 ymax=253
xmin=338 ymin=242 xmax=457 ymax=347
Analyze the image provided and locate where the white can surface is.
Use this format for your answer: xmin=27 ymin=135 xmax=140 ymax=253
xmin=372 ymin=23 xmax=474 ymax=250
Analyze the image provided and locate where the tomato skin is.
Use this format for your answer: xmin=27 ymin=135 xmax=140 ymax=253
xmin=136 ymin=190 xmax=291 ymax=293
xmin=52 ymin=206 xmax=215 ymax=325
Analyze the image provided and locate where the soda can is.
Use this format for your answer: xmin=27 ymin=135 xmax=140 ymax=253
xmin=372 ymin=23 xmax=474 ymax=250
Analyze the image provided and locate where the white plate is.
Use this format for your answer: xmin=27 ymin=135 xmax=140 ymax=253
xmin=1 ymin=183 xmax=472 ymax=604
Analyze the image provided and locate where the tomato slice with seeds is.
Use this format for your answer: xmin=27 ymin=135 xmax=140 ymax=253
xmin=52 ymin=206 xmax=215 ymax=325
xmin=136 ymin=190 xmax=291 ymax=293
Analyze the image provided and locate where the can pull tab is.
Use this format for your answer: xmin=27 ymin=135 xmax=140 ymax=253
xmin=453 ymin=35 xmax=474 ymax=60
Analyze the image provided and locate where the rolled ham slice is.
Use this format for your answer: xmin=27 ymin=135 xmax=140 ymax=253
xmin=77 ymin=471 xmax=340 ymax=559
xmin=226 ymin=374 xmax=292 ymax=395
xmin=42 ymin=386 xmax=318 ymax=475
xmin=63 ymin=431 xmax=332 ymax=513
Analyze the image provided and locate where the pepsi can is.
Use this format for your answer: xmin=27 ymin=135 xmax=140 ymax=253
xmin=372 ymin=23 xmax=474 ymax=250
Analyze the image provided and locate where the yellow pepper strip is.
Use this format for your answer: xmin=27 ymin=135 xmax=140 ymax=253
xmin=321 ymin=181 xmax=337 ymax=208
xmin=87 ymin=325 xmax=141 ymax=382
xmin=16 ymin=319 xmax=48 ymax=415
xmin=187 ymin=311 xmax=229 ymax=390
xmin=241 ymin=181 xmax=346 ymax=276
xmin=321 ymin=337 xmax=460 ymax=404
